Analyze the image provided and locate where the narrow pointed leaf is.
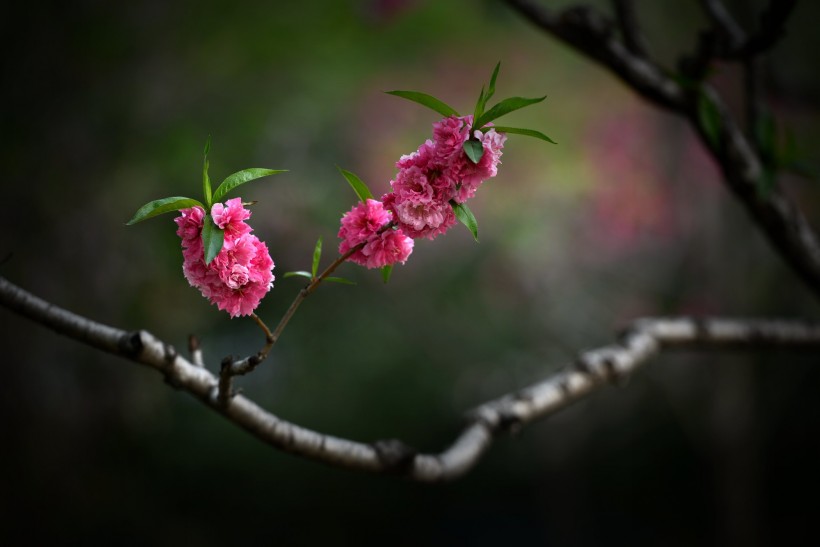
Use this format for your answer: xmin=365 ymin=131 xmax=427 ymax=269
xmin=202 ymin=215 xmax=225 ymax=265
xmin=380 ymin=265 xmax=393 ymax=284
xmin=486 ymin=61 xmax=501 ymax=103
xmin=385 ymin=90 xmax=459 ymax=117
xmin=463 ymin=140 xmax=484 ymax=164
xmin=283 ymin=271 xmax=313 ymax=279
xmin=492 ymin=126 xmax=557 ymax=144
xmin=325 ymin=276 xmax=356 ymax=285
xmin=312 ymin=237 xmax=322 ymax=278
xmin=475 ymin=95 xmax=546 ymax=129
xmin=452 ymin=201 xmax=479 ymax=242
xmin=212 ymin=168 xmax=286 ymax=204
xmin=203 ymin=136 xmax=212 ymax=207
xmin=127 ymin=196 xmax=204 ymax=225
xmin=473 ymin=85 xmax=486 ymax=126
xmin=338 ymin=167 xmax=374 ymax=202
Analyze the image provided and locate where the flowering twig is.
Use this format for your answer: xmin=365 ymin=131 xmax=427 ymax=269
xmin=2 ymin=274 xmax=819 ymax=481
xmin=217 ymin=222 xmax=396 ymax=400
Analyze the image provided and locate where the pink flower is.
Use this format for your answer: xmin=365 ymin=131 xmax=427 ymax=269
xmin=382 ymin=191 xmax=456 ymax=240
xmin=211 ymin=197 xmax=252 ymax=237
xmin=392 ymin=166 xmax=434 ymax=201
xmin=337 ymin=198 xmax=414 ymax=268
xmin=450 ymin=128 xmax=506 ymax=202
xmin=176 ymin=206 xmax=205 ymax=244
xmin=397 ymin=139 xmax=436 ymax=170
xmin=432 ymin=115 xmax=470 ymax=162
xmin=221 ymin=263 xmax=250 ymax=290
xmin=361 ymin=229 xmax=414 ymax=268
xmin=174 ymin=199 xmax=274 ymax=318
xmin=338 ymin=198 xmax=392 ymax=248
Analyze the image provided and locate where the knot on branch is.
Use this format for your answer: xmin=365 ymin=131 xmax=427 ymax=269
xmin=495 ymin=409 xmax=525 ymax=435
xmin=372 ymin=439 xmax=417 ymax=475
xmin=118 ymin=330 xmax=145 ymax=358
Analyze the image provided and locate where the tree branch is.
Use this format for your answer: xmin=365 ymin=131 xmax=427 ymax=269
xmin=612 ymin=0 xmax=649 ymax=58
xmin=3 ymin=275 xmax=819 ymax=481
xmin=501 ymin=0 xmax=820 ymax=299
xmin=700 ymin=0 xmax=745 ymax=51
xmin=501 ymin=0 xmax=685 ymax=109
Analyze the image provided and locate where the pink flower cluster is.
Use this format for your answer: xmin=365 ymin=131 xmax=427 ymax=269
xmin=338 ymin=115 xmax=506 ymax=269
xmin=175 ymin=198 xmax=274 ymax=317
xmin=338 ymin=199 xmax=414 ymax=269
xmin=383 ymin=115 xmax=506 ymax=240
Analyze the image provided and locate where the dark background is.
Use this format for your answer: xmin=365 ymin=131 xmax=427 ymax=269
xmin=2 ymin=1 xmax=820 ymax=545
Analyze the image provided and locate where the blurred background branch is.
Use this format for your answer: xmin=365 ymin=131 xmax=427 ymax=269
xmin=503 ymin=0 xmax=820 ymax=299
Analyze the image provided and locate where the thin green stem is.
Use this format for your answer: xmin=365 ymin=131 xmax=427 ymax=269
xmin=218 ymin=220 xmax=397 ymax=400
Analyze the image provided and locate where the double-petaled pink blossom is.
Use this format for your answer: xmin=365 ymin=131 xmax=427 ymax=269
xmin=338 ymin=114 xmax=506 ymax=268
xmin=338 ymin=198 xmax=414 ymax=269
xmin=175 ymin=198 xmax=274 ymax=317
xmin=385 ymin=115 xmax=505 ymax=240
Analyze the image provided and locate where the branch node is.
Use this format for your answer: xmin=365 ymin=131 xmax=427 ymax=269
xmin=574 ymin=356 xmax=591 ymax=374
xmin=372 ymin=439 xmax=417 ymax=475
xmin=188 ymin=334 xmax=200 ymax=353
xmin=119 ymin=330 xmax=144 ymax=357
xmin=496 ymin=410 xmax=524 ymax=436
xmin=602 ymin=356 xmax=628 ymax=387
xmin=188 ymin=334 xmax=205 ymax=367
xmin=163 ymin=343 xmax=177 ymax=364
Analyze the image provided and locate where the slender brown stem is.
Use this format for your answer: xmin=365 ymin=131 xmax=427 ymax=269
xmin=269 ymin=220 xmax=396 ymax=346
xmin=217 ymin=221 xmax=396 ymax=399
xmin=268 ymin=241 xmax=362 ymax=346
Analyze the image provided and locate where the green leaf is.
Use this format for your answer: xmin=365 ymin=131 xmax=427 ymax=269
xmin=475 ymin=62 xmax=502 ymax=128
xmin=463 ymin=140 xmax=484 ymax=164
xmin=325 ymin=276 xmax=356 ymax=285
xmin=283 ymin=271 xmax=313 ymax=279
xmin=312 ymin=237 xmax=322 ymax=278
xmin=202 ymin=214 xmax=225 ymax=265
xmin=380 ymin=265 xmax=393 ymax=284
xmin=126 ymin=196 xmax=204 ymax=225
xmin=385 ymin=90 xmax=459 ymax=118
xmin=492 ymin=126 xmax=557 ymax=144
xmin=697 ymin=91 xmax=721 ymax=148
xmin=452 ymin=201 xmax=479 ymax=242
xmin=203 ymin=136 xmax=212 ymax=208
xmin=486 ymin=61 xmax=501 ymax=103
xmin=473 ymin=85 xmax=486 ymax=127
xmin=474 ymin=95 xmax=546 ymax=129
xmin=338 ymin=167 xmax=374 ymax=202
xmin=212 ymin=168 xmax=287 ymax=204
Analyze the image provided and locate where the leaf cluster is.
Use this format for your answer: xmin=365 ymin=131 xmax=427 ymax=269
xmin=127 ymin=138 xmax=285 ymax=263
xmin=385 ymin=62 xmax=555 ymax=243
xmin=386 ymin=62 xmax=556 ymax=168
